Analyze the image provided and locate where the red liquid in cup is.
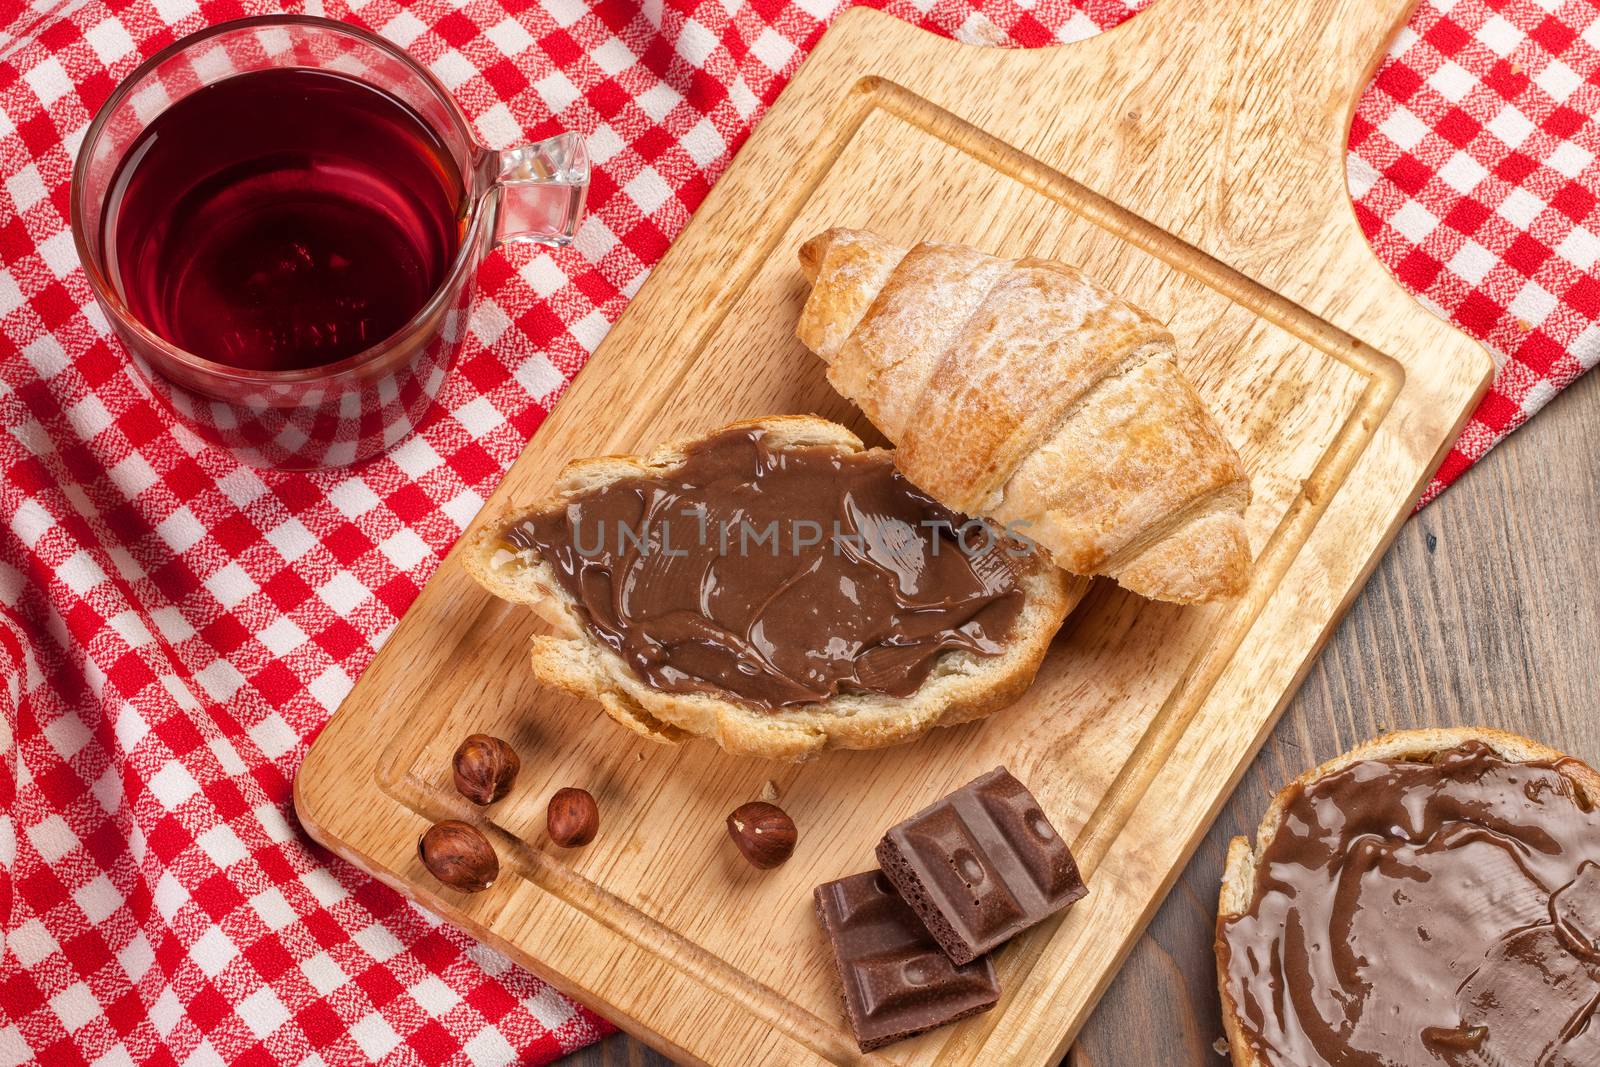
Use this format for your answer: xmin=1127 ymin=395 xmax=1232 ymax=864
xmin=104 ymin=67 xmax=464 ymax=372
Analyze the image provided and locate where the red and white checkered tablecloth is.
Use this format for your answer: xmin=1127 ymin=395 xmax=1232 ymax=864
xmin=0 ymin=0 xmax=1592 ymax=1062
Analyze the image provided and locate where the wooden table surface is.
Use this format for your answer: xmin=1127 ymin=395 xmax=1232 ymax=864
xmin=556 ymin=364 xmax=1600 ymax=1067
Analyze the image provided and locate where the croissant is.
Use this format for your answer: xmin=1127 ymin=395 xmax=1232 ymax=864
xmin=796 ymin=228 xmax=1252 ymax=604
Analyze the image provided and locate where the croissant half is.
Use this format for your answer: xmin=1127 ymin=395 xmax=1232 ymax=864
xmin=797 ymin=228 xmax=1252 ymax=604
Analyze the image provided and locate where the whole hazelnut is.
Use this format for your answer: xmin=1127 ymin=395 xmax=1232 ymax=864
xmin=418 ymin=820 xmax=498 ymax=892
xmin=547 ymin=787 xmax=599 ymax=847
xmin=452 ymin=734 xmax=521 ymax=806
xmin=726 ymin=801 xmax=797 ymax=869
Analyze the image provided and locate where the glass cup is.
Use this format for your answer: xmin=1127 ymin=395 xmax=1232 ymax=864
xmin=70 ymin=15 xmax=588 ymax=468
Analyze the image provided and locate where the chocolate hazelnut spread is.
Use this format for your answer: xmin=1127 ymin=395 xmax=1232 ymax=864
xmin=1218 ymin=741 xmax=1600 ymax=1067
xmin=503 ymin=428 xmax=1028 ymax=709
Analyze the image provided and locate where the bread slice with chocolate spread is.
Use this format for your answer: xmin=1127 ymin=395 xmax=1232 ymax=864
xmin=465 ymin=416 xmax=1084 ymax=760
xmin=1216 ymin=727 xmax=1600 ymax=1067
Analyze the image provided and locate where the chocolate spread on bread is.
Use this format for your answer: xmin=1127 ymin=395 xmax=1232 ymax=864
xmin=1218 ymin=740 xmax=1600 ymax=1066
xmin=503 ymin=428 xmax=1027 ymax=708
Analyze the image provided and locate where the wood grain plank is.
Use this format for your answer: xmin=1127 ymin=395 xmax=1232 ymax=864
xmin=558 ymin=1034 xmax=678 ymax=1067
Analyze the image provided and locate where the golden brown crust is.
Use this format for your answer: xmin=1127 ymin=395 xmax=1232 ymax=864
xmin=1214 ymin=727 xmax=1600 ymax=1067
xmin=829 ymin=242 xmax=1008 ymax=446
xmin=899 ymin=258 xmax=1172 ymax=515
xmin=463 ymin=415 xmax=1086 ymax=760
xmin=796 ymin=229 xmax=904 ymax=365
xmin=796 ymin=228 xmax=1253 ymax=604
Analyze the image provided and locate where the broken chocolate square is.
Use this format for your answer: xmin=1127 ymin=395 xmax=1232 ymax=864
xmin=813 ymin=869 xmax=1000 ymax=1051
xmin=875 ymin=766 xmax=1086 ymax=964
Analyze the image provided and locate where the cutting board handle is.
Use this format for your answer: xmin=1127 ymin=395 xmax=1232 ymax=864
xmin=1109 ymin=0 xmax=1422 ymax=123
xmin=808 ymin=0 xmax=1424 ymax=283
xmin=1128 ymin=0 xmax=1420 ymax=183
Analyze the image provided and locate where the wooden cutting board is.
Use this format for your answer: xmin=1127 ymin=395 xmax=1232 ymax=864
xmin=295 ymin=0 xmax=1493 ymax=1062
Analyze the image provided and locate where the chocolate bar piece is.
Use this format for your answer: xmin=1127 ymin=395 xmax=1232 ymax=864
xmin=813 ymin=870 xmax=1000 ymax=1051
xmin=875 ymin=767 xmax=1086 ymax=965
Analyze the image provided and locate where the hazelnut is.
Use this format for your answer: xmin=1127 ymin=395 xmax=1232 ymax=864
xmin=726 ymin=801 xmax=797 ymax=869
xmin=547 ymin=787 xmax=599 ymax=847
xmin=418 ymin=820 xmax=498 ymax=892
xmin=452 ymin=734 xmax=521 ymax=806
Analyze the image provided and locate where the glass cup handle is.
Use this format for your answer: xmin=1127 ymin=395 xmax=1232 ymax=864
xmin=486 ymin=131 xmax=589 ymax=247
